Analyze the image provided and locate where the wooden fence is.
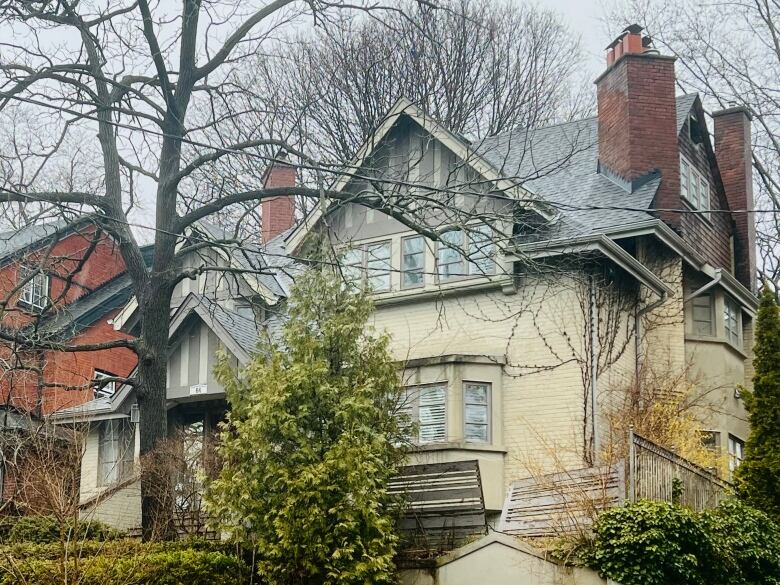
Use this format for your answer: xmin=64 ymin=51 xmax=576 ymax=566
xmin=628 ymin=429 xmax=731 ymax=510
xmin=388 ymin=460 xmax=487 ymax=553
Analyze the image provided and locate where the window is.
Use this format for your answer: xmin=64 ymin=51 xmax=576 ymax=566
xmin=402 ymin=236 xmax=425 ymax=288
xmin=463 ymin=382 xmax=490 ymax=443
xmin=366 ymin=241 xmax=391 ymax=291
xmin=437 ymin=230 xmax=465 ymax=281
xmin=93 ymin=370 xmax=117 ymax=399
xmin=98 ymin=419 xmax=134 ymax=486
xmin=680 ymin=155 xmax=710 ymax=211
xmin=18 ymin=266 xmax=49 ymax=311
xmin=728 ymin=435 xmax=744 ymax=472
xmin=341 ymin=241 xmax=392 ymax=292
xmin=468 ymin=225 xmax=495 ymax=276
xmin=401 ymin=384 xmax=447 ymax=444
xmin=724 ymin=296 xmax=741 ymax=347
xmin=699 ymin=430 xmax=720 ymax=450
xmin=691 ymin=293 xmax=714 ymax=336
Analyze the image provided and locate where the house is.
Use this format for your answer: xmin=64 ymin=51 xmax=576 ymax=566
xmin=0 ymin=217 xmax=143 ymax=504
xmin=60 ymin=26 xmax=757 ymax=532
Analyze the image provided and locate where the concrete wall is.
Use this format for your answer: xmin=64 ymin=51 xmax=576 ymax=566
xmin=399 ymin=534 xmax=617 ymax=585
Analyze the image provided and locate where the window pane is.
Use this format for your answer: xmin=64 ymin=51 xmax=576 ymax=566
xmin=680 ymin=161 xmax=689 ymax=200
xmin=728 ymin=435 xmax=744 ymax=472
xmin=342 ymin=248 xmax=363 ymax=287
xmin=19 ymin=267 xmax=48 ymax=310
xmin=700 ymin=179 xmax=709 ymax=211
xmin=468 ymin=225 xmax=495 ymax=275
xmin=691 ymin=294 xmax=713 ymax=336
xmin=402 ymin=236 xmax=425 ymax=288
xmin=418 ymin=385 xmax=446 ymax=443
xmin=690 ymin=173 xmax=699 ymax=208
xmin=437 ymin=231 xmax=464 ymax=280
xmin=464 ymin=383 xmax=489 ymax=444
xmin=366 ymin=242 xmax=391 ymax=291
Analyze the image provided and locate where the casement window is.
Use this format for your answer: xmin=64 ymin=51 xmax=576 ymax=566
xmin=401 ymin=236 xmax=425 ymax=288
xmin=98 ymin=419 xmax=134 ymax=486
xmin=401 ymin=384 xmax=447 ymax=444
xmin=680 ymin=155 xmax=710 ymax=211
xmin=18 ymin=266 xmax=49 ymax=311
xmin=93 ymin=370 xmax=117 ymax=398
xmin=437 ymin=230 xmax=466 ymax=281
xmin=341 ymin=241 xmax=392 ymax=292
xmin=468 ymin=225 xmax=496 ymax=276
xmin=699 ymin=430 xmax=720 ymax=450
xmin=463 ymin=382 xmax=490 ymax=443
xmin=728 ymin=434 xmax=744 ymax=472
xmin=723 ymin=296 xmax=741 ymax=347
xmin=691 ymin=292 xmax=714 ymax=336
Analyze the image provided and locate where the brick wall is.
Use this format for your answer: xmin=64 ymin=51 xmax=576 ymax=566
xmin=261 ymin=160 xmax=297 ymax=243
xmin=596 ymin=53 xmax=681 ymax=228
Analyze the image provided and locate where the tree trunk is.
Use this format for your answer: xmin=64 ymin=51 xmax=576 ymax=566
xmin=137 ymin=278 xmax=176 ymax=541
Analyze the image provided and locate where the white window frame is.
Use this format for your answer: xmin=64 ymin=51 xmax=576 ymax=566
xmin=98 ymin=419 xmax=134 ymax=486
xmin=463 ymin=382 xmax=491 ymax=444
xmin=728 ymin=434 xmax=744 ymax=473
xmin=401 ymin=235 xmax=425 ymax=289
xmin=341 ymin=240 xmax=392 ymax=292
xmin=680 ymin=155 xmax=710 ymax=212
xmin=18 ymin=266 xmax=49 ymax=311
xmin=723 ymin=296 xmax=741 ymax=347
xmin=436 ymin=230 xmax=466 ymax=281
xmin=400 ymin=383 xmax=447 ymax=444
xmin=467 ymin=225 xmax=496 ymax=276
xmin=93 ymin=369 xmax=117 ymax=398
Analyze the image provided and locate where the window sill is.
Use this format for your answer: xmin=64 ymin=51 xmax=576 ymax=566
xmin=407 ymin=441 xmax=507 ymax=454
xmin=685 ymin=334 xmax=747 ymax=359
xmin=374 ymin=275 xmax=514 ymax=306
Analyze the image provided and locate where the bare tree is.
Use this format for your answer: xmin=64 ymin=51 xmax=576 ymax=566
xmin=244 ymin=0 xmax=592 ymax=164
xmin=603 ymin=0 xmax=779 ymax=290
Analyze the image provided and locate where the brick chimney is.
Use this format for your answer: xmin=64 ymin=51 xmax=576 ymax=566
xmin=596 ymin=25 xmax=681 ymax=227
xmin=261 ymin=151 xmax=297 ymax=244
xmin=713 ymin=107 xmax=756 ymax=291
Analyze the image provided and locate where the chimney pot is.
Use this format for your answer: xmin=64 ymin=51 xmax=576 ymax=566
xmin=606 ymin=47 xmax=615 ymax=67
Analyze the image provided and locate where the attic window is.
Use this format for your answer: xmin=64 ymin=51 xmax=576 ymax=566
xmin=689 ymin=114 xmax=706 ymax=145
xmin=18 ymin=266 xmax=49 ymax=312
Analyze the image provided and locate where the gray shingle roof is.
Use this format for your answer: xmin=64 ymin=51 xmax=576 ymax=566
xmin=476 ymin=94 xmax=698 ymax=241
xmin=195 ymin=294 xmax=260 ymax=352
xmin=0 ymin=218 xmax=73 ymax=261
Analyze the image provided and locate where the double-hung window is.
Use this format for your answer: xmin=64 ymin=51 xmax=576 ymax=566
xmin=98 ymin=419 xmax=134 ymax=486
xmin=93 ymin=370 xmax=117 ymax=398
xmin=691 ymin=292 xmax=714 ymax=336
xmin=18 ymin=266 xmax=49 ymax=311
xmin=468 ymin=225 xmax=495 ymax=275
xmin=728 ymin=435 xmax=744 ymax=472
xmin=680 ymin=155 xmax=710 ymax=212
xmin=342 ymin=241 xmax=392 ymax=292
xmin=401 ymin=384 xmax=447 ymax=444
xmin=437 ymin=231 xmax=465 ymax=281
xmin=463 ymin=382 xmax=490 ymax=443
xmin=401 ymin=236 xmax=425 ymax=288
xmin=723 ymin=296 xmax=741 ymax=347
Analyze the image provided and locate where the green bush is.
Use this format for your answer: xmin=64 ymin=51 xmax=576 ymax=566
xmin=582 ymin=499 xmax=780 ymax=585
xmin=0 ymin=547 xmax=248 ymax=585
xmin=703 ymin=499 xmax=780 ymax=585
xmin=3 ymin=515 xmax=122 ymax=545
xmin=6 ymin=515 xmax=59 ymax=544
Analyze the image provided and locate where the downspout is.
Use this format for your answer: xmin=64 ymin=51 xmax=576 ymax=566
xmin=590 ymin=275 xmax=600 ymax=463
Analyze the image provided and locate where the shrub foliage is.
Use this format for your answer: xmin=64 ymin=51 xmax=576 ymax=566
xmin=582 ymin=499 xmax=780 ymax=585
xmin=207 ymin=269 xmax=407 ymax=585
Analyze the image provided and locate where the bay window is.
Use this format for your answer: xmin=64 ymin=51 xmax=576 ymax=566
xmin=463 ymin=382 xmax=490 ymax=443
xmin=401 ymin=384 xmax=447 ymax=444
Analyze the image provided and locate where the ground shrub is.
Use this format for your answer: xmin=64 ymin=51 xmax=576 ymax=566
xmin=3 ymin=515 xmax=121 ymax=545
xmin=582 ymin=498 xmax=780 ymax=585
xmin=0 ymin=545 xmax=248 ymax=585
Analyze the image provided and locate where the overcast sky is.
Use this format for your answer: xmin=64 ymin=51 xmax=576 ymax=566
xmin=547 ymin=0 xmax=613 ymax=76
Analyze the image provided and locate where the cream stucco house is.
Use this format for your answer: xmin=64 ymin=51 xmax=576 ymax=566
xmin=56 ymin=27 xmax=757 ymax=533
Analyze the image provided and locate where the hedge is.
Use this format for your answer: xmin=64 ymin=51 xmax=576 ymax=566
xmin=2 ymin=515 xmax=121 ymax=545
xmin=581 ymin=498 xmax=780 ymax=585
xmin=0 ymin=546 xmax=249 ymax=585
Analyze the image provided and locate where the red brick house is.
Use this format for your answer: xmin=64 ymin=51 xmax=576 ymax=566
xmin=0 ymin=218 xmax=141 ymax=415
